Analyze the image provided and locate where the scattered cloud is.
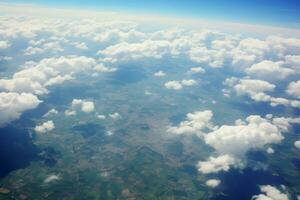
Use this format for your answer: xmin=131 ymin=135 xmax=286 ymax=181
xmin=167 ymin=110 xmax=213 ymax=135
xmin=205 ymin=179 xmax=221 ymax=188
xmin=154 ymin=70 xmax=166 ymax=77
xmin=251 ymin=185 xmax=289 ymax=200
xmin=0 ymin=92 xmax=41 ymax=126
xmin=34 ymin=120 xmax=55 ymax=134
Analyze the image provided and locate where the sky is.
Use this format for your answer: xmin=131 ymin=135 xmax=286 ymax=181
xmin=2 ymin=0 xmax=300 ymax=28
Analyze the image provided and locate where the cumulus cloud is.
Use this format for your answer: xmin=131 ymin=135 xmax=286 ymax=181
xmin=109 ymin=112 xmax=121 ymax=120
xmin=246 ymin=60 xmax=294 ymax=80
xmin=154 ymin=70 xmax=166 ymax=77
xmin=165 ymin=81 xmax=183 ymax=90
xmin=187 ymin=67 xmax=205 ymax=74
xmin=224 ymin=77 xmax=300 ymax=109
xmin=34 ymin=120 xmax=55 ymax=134
xmin=181 ymin=79 xmax=197 ymax=86
xmin=0 ymin=92 xmax=41 ymax=126
xmin=286 ymin=80 xmax=300 ymax=99
xmin=94 ymin=63 xmax=117 ymax=73
xmin=43 ymin=174 xmax=61 ymax=184
xmin=0 ymin=56 xmax=97 ymax=95
xmin=197 ymin=114 xmax=300 ymax=174
xmin=198 ymin=155 xmax=240 ymax=174
xmin=43 ymin=108 xmax=58 ymax=117
xmin=167 ymin=110 xmax=213 ymax=135
xmin=251 ymin=185 xmax=289 ymax=200
xmin=71 ymin=99 xmax=95 ymax=113
xmin=205 ymin=179 xmax=221 ymax=188
xmin=0 ymin=40 xmax=10 ymax=49
xmin=294 ymin=140 xmax=300 ymax=149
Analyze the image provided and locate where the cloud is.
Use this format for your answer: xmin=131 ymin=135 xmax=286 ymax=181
xmin=109 ymin=112 xmax=121 ymax=120
xmin=198 ymin=155 xmax=240 ymax=174
xmin=43 ymin=108 xmax=58 ymax=117
xmin=286 ymin=80 xmax=300 ymax=99
xmin=34 ymin=120 xmax=55 ymax=134
xmin=94 ymin=64 xmax=117 ymax=73
xmin=43 ymin=174 xmax=61 ymax=184
xmin=0 ymin=40 xmax=10 ymax=49
xmin=205 ymin=179 xmax=221 ymax=188
xmin=224 ymin=77 xmax=300 ymax=109
xmin=167 ymin=110 xmax=213 ymax=135
xmin=246 ymin=60 xmax=294 ymax=80
xmin=197 ymin=114 xmax=300 ymax=174
xmin=0 ymin=92 xmax=41 ymax=126
xmin=71 ymin=99 xmax=95 ymax=113
xmin=187 ymin=67 xmax=205 ymax=74
xmin=0 ymin=56 xmax=97 ymax=95
xmin=181 ymin=79 xmax=197 ymax=86
xmin=165 ymin=81 xmax=183 ymax=90
xmin=252 ymin=185 xmax=289 ymax=200
xmin=154 ymin=70 xmax=166 ymax=77
xmin=294 ymin=140 xmax=300 ymax=149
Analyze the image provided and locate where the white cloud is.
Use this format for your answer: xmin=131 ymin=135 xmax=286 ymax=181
xmin=181 ymin=79 xmax=197 ymax=86
xmin=34 ymin=120 xmax=55 ymax=134
xmin=0 ymin=40 xmax=10 ymax=49
xmin=165 ymin=81 xmax=183 ymax=90
xmin=43 ymin=174 xmax=61 ymax=184
xmin=71 ymin=99 xmax=95 ymax=113
xmin=225 ymin=77 xmax=300 ymax=109
xmin=294 ymin=140 xmax=300 ymax=149
xmin=109 ymin=112 xmax=121 ymax=120
xmin=286 ymin=80 xmax=300 ymax=99
xmin=198 ymin=155 xmax=240 ymax=174
xmin=198 ymin=114 xmax=300 ymax=174
xmin=267 ymin=147 xmax=275 ymax=154
xmin=252 ymin=185 xmax=289 ymax=200
xmin=43 ymin=108 xmax=58 ymax=117
xmin=97 ymin=114 xmax=106 ymax=119
xmin=246 ymin=60 xmax=294 ymax=80
xmin=0 ymin=92 xmax=41 ymax=126
xmin=154 ymin=70 xmax=166 ymax=77
xmin=187 ymin=67 xmax=205 ymax=74
xmin=94 ymin=63 xmax=117 ymax=73
xmin=0 ymin=56 xmax=97 ymax=95
xmin=205 ymin=179 xmax=221 ymax=188
xmin=167 ymin=110 xmax=213 ymax=135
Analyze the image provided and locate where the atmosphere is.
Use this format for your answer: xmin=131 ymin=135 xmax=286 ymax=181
xmin=3 ymin=0 xmax=300 ymax=27
xmin=1 ymin=1 xmax=300 ymax=200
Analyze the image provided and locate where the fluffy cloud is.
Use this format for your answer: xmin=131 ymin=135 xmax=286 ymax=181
xmin=0 ymin=40 xmax=10 ymax=49
xmin=34 ymin=120 xmax=55 ymax=134
xmin=286 ymin=80 xmax=300 ymax=99
xmin=187 ymin=67 xmax=205 ymax=74
xmin=205 ymin=179 xmax=221 ymax=188
xmin=0 ymin=92 xmax=41 ymax=126
xmin=43 ymin=174 xmax=61 ymax=184
xmin=167 ymin=110 xmax=213 ymax=135
xmin=71 ymin=99 xmax=95 ymax=113
xmin=109 ymin=112 xmax=121 ymax=120
xmin=165 ymin=81 xmax=183 ymax=90
xmin=165 ymin=79 xmax=197 ymax=90
xmin=181 ymin=79 xmax=197 ymax=86
xmin=43 ymin=108 xmax=58 ymax=117
xmin=252 ymin=185 xmax=289 ymax=200
xmin=197 ymin=114 xmax=300 ymax=174
xmin=0 ymin=56 xmax=96 ymax=95
xmin=198 ymin=155 xmax=240 ymax=174
xmin=224 ymin=77 xmax=300 ymax=109
xmin=246 ymin=60 xmax=294 ymax=80
xmin=294 ymin=140 xmax=300 ymax=149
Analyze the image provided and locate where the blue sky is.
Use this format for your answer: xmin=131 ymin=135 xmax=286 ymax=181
xmin=2 ymin=0 xmax=300 ymax=28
